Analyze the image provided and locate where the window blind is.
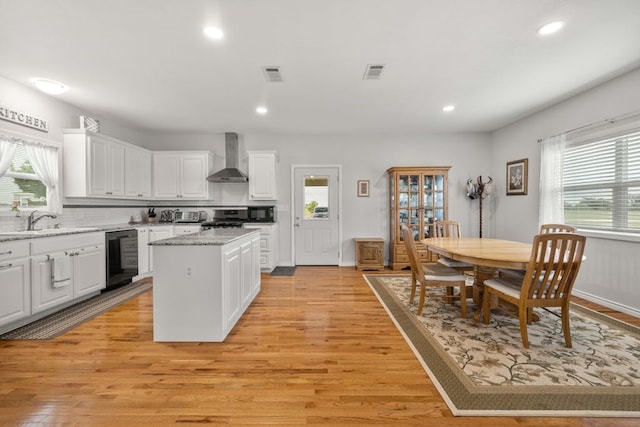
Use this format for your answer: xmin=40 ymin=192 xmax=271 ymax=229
xmin=563 ymin=129 xmax=640 ymax=232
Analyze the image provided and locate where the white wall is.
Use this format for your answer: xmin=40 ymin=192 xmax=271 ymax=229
xmin=241 ymin=133 xmax=492 ymax=266
xmin=148 ymin=132 xmax=493 ymax=266
xmin=490 ymin=67 xmax=640 ymax=316
xmin=0 ymin=75 xmax=145 ymax=146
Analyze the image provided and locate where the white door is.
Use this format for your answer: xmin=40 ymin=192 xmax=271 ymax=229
xmin=293 ymin=166 xmax=340 ymax=265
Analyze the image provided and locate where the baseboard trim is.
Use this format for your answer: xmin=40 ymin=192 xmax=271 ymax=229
xmin=572 ymin=289 xmax=640 ymax=318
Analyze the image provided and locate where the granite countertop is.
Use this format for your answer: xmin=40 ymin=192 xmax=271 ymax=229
xmin=149 ymin=228 xmax=258 ymax=246
xmin=0 ymin=222 xmax=176 ymax=243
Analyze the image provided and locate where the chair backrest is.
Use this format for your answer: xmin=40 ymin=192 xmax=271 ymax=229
xmin=540 ymin=223 xmax=576 ymax=234
xmin=401 ymin=224 xmax=425 ymax=279
xmin=520 ymin=233 xmax=586 ymax=303
xmin=434 ymin=220 xmax=462 ymax=238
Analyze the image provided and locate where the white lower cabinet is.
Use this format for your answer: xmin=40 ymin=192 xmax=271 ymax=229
xmin=1 ymin=231 xmax=108 ymax=334
xmin=137 ymin=228 xmax=150 ymax=276
xmin=243 ymin=223 xmax=278 ymax=272
xmin=0 ymin=241 xmax=31 ymax=328
xmin=222 ymin=245 xmax=242 ymax=332
xmin=73 ymin=244 xmax=106 ymax=298
xmin=31 ymin=253 xmax=74 ymax=314
xmin=31 ymin=232 xmax=106 ymax=315
xmin=152 ymin=230 xmax=260 ymax=342
xmin=137 ymin=226 xmax=174 ymax=278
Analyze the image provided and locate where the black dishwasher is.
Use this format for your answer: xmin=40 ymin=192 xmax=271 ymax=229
xmin=105 ymin=229 xmax=138 ymax=291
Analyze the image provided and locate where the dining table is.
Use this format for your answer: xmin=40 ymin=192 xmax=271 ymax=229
xmin=420 ymin=237 xmax=532 ymax=312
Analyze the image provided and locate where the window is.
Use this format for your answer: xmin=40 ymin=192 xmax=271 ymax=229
xmin=563 ymin=129 xmax=640 ymax=233
xmin=303 ymin=176 xmax=329 ymax=218
xmin=0 ymin=143 xmax=48 ymax=210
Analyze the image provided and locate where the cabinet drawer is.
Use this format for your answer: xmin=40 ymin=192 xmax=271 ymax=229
xmin=395 ymin=254 xmax=408 ymax=263
xmin=0 ymin=241 xmax=30 ymax=262
xmin=31 ymin=232 xmax=104 ymax=255
xmin=259 ymin=252 xmax=273 ymax=268
xmin=259 ymin=236 xmax=273 ymax=252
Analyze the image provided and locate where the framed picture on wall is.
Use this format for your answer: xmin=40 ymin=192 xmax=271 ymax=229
xmin=506 ymin=158 xmax=528 ymax=196
xmin=357 ymin=180 xmax=370 ymax=197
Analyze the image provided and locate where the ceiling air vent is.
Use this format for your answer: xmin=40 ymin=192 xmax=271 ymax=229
xmin=262 ymin=66 xmax=283 ymax=82
xmin=363 ymin=64 xmax=385 ymax=80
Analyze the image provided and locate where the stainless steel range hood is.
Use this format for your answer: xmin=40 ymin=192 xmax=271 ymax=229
xmin=207 ymin=132 xmax=248 ymax=182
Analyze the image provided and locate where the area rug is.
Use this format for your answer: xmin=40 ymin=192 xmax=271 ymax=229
xmin=364 ymin=274 xmax=640 ymax=417
xmin=0 ymin=282 xmax=152 ymax=340
xmin=270 ymin=266 xmax=297 ymax=276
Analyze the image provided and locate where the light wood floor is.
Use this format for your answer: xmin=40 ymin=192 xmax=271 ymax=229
xmin=0 ymin=266 xmax=638 ymax=426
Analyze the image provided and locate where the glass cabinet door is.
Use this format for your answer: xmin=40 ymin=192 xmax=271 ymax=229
xmin=388 ymin=166 xmax=450 ymax=269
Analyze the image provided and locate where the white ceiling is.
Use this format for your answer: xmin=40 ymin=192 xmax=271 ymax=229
xmin=1 ymin=0 xmax=640 ymax=135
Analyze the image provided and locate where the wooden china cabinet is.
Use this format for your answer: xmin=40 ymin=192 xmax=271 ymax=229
xmin=387 ymin=166 xmax=451 ymax=270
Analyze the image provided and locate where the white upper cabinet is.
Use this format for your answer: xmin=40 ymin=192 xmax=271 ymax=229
xmin=125 ymin=145 xmax=152 ymax=198
xmin=152 ymin=152 xmax=212 ymax=199
xmin=62 ymin=129 xmax=150 ymax=199
xmin=89 ymin=136 xmax=125 ymax=197
xmin=248 ymin=151 xmax=277 ymax=200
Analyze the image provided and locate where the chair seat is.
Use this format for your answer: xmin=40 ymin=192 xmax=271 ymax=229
xmin=423 ymin=263 xmax=467 ymax=281
xmin=438 ymin=257 xmax=474 ymax=268
xmin=483 ymin=277 xmax=522 ymax=298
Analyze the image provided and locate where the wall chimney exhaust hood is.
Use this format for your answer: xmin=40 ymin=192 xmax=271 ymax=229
xmin=207 ymin=132 xmax=248 ymax=182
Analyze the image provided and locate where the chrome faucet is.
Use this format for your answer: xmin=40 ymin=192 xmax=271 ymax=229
xmin=27 ymin=210 xmax=58 ymax=231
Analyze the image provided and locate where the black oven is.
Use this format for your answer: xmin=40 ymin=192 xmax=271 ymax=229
xmin=105 ymin=229 xmax=138 ymax=291
xmin=248 ymin=205 xmax=276 ymax=223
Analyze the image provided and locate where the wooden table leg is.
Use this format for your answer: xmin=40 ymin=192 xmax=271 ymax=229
xmin=472 ymin=265 xmax=496 ymax=304
xmin=472 ymin=265 xmax=497 ymax=321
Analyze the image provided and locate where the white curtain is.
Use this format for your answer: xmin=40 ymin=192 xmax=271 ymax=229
xmin=0 ymin=139 xmax=18 ymax=177
xmin=25 ymin=144 xmax=62 ymax=214
xmin=539 ymin=133 xmax=566 ymax=227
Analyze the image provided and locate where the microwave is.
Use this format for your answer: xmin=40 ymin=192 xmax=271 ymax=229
xmin=174 ymin=210 xmax=207 ymax=223
xmin=248 ymin=206 xmax=276 ymax=223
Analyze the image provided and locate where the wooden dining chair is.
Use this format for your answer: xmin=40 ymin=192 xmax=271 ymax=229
xmin=433 ymin=220 xmax=474 ymax=272
xmin=540 ymin=224 xmax=577 ymax=234
xmin=400 ymin=224 xmax=469 ymax=318
xmin=482 ymin=232 xmax=587 ymax=348
xmin=499 ymin=224 xmax=577 ymax=281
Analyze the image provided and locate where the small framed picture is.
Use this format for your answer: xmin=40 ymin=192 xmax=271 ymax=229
xmin=357 ymin=180 xmax=370 ymax=197
xmin=506 ymin=158 xmax=528 ymax=196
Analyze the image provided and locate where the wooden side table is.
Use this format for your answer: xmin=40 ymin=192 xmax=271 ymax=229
xmin=354 ymin=238 xmax=385 ymax=271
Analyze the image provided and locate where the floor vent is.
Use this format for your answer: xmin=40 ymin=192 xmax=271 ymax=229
xmin=363 ymin=64 xmax=385 ymax=80
xmin=262 ymin=66 xmax=283 ymax=82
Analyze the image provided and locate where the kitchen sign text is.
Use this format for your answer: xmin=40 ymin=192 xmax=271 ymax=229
xmin=0 ymin=104 xmax=49 ymax=132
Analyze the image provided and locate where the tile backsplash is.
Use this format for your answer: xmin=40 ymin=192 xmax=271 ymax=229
xmin=0 ymin=207 xmax=140 ymax=232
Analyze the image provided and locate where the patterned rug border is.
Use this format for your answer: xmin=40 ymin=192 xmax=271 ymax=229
xmin=0 ymin=282 xmax=152 ymax=340
xmin=364 ymin=274 xmax=640 ymax=417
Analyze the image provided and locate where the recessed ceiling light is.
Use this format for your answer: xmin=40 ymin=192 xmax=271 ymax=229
xmin=537 ymin=21 xmax=564 ymax=35
xmin=256 ymin=106 xmax=268 ymax=115
xmin=203 ymin=26 xmax=224 ymax=40
xmin=32 ymin=78 xmax=68 ymax=95
xmin=442 ymin=105 xmax=455 ymax=112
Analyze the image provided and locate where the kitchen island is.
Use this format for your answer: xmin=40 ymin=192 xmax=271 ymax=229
xmin=150 ymin=228 xmax=261 ymax=342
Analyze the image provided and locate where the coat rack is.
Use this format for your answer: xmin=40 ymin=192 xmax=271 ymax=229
xmin=466 ymin=176 xmax=493 ymax=237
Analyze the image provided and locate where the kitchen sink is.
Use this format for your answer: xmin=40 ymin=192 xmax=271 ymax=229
xmin=0 ymin=227 xmax=100 ymax=236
